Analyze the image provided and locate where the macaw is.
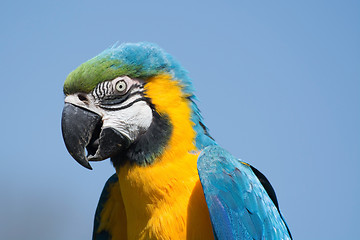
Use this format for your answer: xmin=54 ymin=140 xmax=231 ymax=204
xmin=61 ymin=42 xmax=292 ymax=240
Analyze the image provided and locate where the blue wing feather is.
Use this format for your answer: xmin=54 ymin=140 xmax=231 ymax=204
xmin=197 ymin=145 xmax=291 ymax=240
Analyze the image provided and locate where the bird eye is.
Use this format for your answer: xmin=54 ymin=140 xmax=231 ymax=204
xmin=115 ymin=80 xmax=127 ymax=94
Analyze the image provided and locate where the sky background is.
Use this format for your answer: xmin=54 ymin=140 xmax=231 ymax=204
xmin=1 ymin=0 xmax=359 ymax=239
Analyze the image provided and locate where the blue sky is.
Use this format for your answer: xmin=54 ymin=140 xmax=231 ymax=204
xmin=1 ymin=0 xmax=359 ymax=239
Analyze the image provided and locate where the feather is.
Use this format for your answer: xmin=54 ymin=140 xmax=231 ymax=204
xmin=197 ymin=145 xmax=292 ymax=240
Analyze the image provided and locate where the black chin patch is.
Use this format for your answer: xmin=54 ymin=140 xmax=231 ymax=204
xmin=111 ymin=110 xmax=172 ymax=167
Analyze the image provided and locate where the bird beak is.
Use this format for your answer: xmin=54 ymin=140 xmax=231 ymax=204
xmin=61 ymin=103 xmax=100 ymax=169
xmin=61 ymin=103 xmax=129 ymax=170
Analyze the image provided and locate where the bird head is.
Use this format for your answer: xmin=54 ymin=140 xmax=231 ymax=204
xmin=61 ymin=42 xmax=214 ymax=169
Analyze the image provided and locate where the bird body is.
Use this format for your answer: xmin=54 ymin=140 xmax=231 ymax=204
xmin=94 ymin=74 xmax=214 ymax=239
xmin=115 ymin=152 xmax=213 ymax=240
xmin=61 ymin=42 xmax=291 ymax=240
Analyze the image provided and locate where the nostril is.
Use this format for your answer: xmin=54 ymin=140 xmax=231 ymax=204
xmin=78 ymin=93 xmax=89 ymax=105
xmin=78 ymin=94 xmax=88 ymax=103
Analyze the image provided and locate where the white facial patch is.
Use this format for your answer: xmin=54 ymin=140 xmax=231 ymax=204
xmin=102 ymin=101 xmax=153 ymax=142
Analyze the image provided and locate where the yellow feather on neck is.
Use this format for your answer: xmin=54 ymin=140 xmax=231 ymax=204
xmin=113 ymin=74 xmax=214 ymax=240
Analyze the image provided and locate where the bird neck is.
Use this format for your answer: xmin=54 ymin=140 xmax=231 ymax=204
xmin=145 ymin=74 xmax=199 ymax=154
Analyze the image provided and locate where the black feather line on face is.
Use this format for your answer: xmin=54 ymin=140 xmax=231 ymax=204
xmin=111 ymin=105 xmax=173 ymax=167
xmin=100 ymin=91 xmax=143 ymax=106
xmin=100 ymin=97 xmax=148 ymax=111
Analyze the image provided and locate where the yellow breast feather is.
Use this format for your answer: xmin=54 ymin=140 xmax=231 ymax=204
xmin=111 ymin=74 xmax=214 ymax=239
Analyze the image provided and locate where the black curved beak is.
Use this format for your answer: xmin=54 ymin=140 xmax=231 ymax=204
xmin=61 ymin=103 xmax=130 ymax=170
xmin=61 ymin=103 xmax=101 ymax=169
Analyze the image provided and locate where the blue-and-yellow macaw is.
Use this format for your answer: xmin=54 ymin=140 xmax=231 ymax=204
xmin=61 ymin=42 xmax=291 ymax=240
